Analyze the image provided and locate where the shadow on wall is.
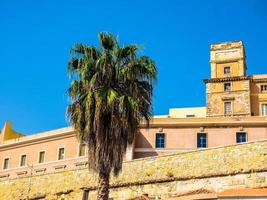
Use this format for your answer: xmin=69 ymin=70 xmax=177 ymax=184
xmin=133 ymin=131 xmax=158 ymax=159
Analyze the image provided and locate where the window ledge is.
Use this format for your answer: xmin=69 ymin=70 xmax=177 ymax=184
xmin=54 ymin=164 xmax=66 ymax=170
xmin=16 ymin=171 xmax=27 ymax=176
xmin=222 ymin=96 xmax=235 ymax=100
xmin=75 ymin=161 xmax=88 ymax=167
xmin=0 ymin=173 xmax=10 ymax=178
xmin=34 ymin=168 xmax=46 ymax=173
xmin=55 ymin=189 xmax=73 ymax=196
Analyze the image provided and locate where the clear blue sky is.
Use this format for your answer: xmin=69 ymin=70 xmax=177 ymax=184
xmin=1 ymin=0 xmax=267 ymax=134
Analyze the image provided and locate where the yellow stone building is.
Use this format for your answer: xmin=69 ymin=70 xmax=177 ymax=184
xmin=205 ymin=41 xmax=267 ymax=117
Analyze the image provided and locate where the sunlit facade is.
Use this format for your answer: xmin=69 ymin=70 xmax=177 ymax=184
xmin=0 ymin=41 xmax=267 ymax=179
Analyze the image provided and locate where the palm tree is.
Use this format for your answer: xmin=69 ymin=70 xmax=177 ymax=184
xmin=67 ymin=32 xmax=157 ymax=200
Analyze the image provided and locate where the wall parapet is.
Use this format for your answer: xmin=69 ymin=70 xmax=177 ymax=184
xmin=0 ymin=139 xmax=267 ymax=199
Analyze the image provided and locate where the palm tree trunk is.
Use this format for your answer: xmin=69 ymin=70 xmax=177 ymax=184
xmin=97 ymin=169 xmax=110 ymax=200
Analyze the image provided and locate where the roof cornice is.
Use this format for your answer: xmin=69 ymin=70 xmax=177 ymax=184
xmin=204 ymin=76 xmax=251 ymax=83
xmin=210 ymin=57 xmax=244 ymax=64
xmin=140 ymin=120 xmax=267 ymax=128
xmin=0 ymin=128 xmax=75 ymax=150
xmin=252 ymin=78 xmax=267 ymax=83
xmin=1 ymin=117 xmax=267 ymax=149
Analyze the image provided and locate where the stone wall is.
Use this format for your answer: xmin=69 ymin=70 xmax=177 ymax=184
xmin=206 ymin=80 xmax=251 ymax=117
xmin=0 ymin=140 xmax=267 ymax=200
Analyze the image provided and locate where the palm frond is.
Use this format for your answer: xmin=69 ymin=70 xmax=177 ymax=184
xmin=67 ymin=32 xmax=157 ymax=177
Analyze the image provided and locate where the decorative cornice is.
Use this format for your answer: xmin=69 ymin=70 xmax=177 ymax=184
xmin=252 ymin=78 xmax=267 ymax=83
xmin=207 ymin=90 xmax=249 ymax=95
xmin=210 ymin=57 xmax=244 ymax=64
xmin=204 ymin=76 xmax=251 ymax=83
xmin=140 ymin=119 xmax=267 ymax=128
xmin=221 ymin=96 xmax=235 ymax=101
xmin=0 ymin=130 xmax=75 ymax=150
xmin=1 ymin=116 xmax=267 ymax=149
xmin=210 ymin=41 xmax=243 ymax=51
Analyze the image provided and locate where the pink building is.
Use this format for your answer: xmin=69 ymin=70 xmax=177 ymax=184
xmin=1 ymin=116 xmax=267 ymax=179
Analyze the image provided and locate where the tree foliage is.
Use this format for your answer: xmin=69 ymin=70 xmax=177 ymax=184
xmin=67 ymin=32 xmax=156 ymax=178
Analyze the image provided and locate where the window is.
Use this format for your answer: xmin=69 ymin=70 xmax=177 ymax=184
xmin=262 ymin=104 xmax=267 ymax=116
xmin=224 ymin=66 xmax=231 ymax=75
xmin=224 ymin=102 xmax=232 ymax=115
xmin=236 ymin=132 xmax=247 ymax=143
xmin=197 ymin=133 xmax=207 ymax=148
xmin=58 ymin=148 xmax=65 ymax=160
xmin=155 ymin=133 xmax=165 ymax=148
xmin=3 ymin=158 xmax=9 ymax=170
xmin=261 ymin=85 xmax=267 ymax=92
xmin=224 ymin=83 xmax=231 ymax=91
xmin=38 ymin=151 xmax=45 ymax=163
xmin=20 ymin=155 xmax=27 ymax=167
xmin=82 ymin=189 xmax=90 ymax=200
xmin=186 ymin=114 xmax=195 ymax=118
xmin=79 ymin=144 xmax=87 ymax=157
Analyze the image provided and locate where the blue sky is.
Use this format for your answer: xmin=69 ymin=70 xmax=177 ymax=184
xmin=0 ymin=0 xmax=267 ymax=134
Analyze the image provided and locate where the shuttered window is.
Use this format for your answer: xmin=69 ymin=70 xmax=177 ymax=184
xmin=262 ymin=104 xmax=267 ymax=116
xmin=224 ymin=102 xmax=232 ymax=115
xmin=236 ymin=132 xmax=247 ymax=143
xmin=20 ymin=155 xmax=27 ymax=167
xmin=197 ymin=133 xmax=207 ymax=148
xmin=224 ymin=66 xmax=231 ymax=74
xmin=79 ymin=144 xmax=87 ymax=157
xmin=3 ymin=158 xmax=9 ymax=170
xmin=224 ymin=83 xmax=231 ymax=91
xmin=58 ymin=148 xmax=65 ymax=160
xmin=39 ymin=151 xmax=45 ymax=163
xmin=155 ymin=133 xmax=165 ymax=148
xmin=260 ymin=85 xmax=267 ymax=91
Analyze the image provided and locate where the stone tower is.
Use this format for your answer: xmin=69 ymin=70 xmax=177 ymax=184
xmin=205 ymin=41 xmax=251 ymax=117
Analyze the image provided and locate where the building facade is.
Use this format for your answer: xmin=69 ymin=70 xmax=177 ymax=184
xmin=205 ymin=41 xmax=267 ymax=117
xmin=0 ymin=41 xmax=267 ymax=180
